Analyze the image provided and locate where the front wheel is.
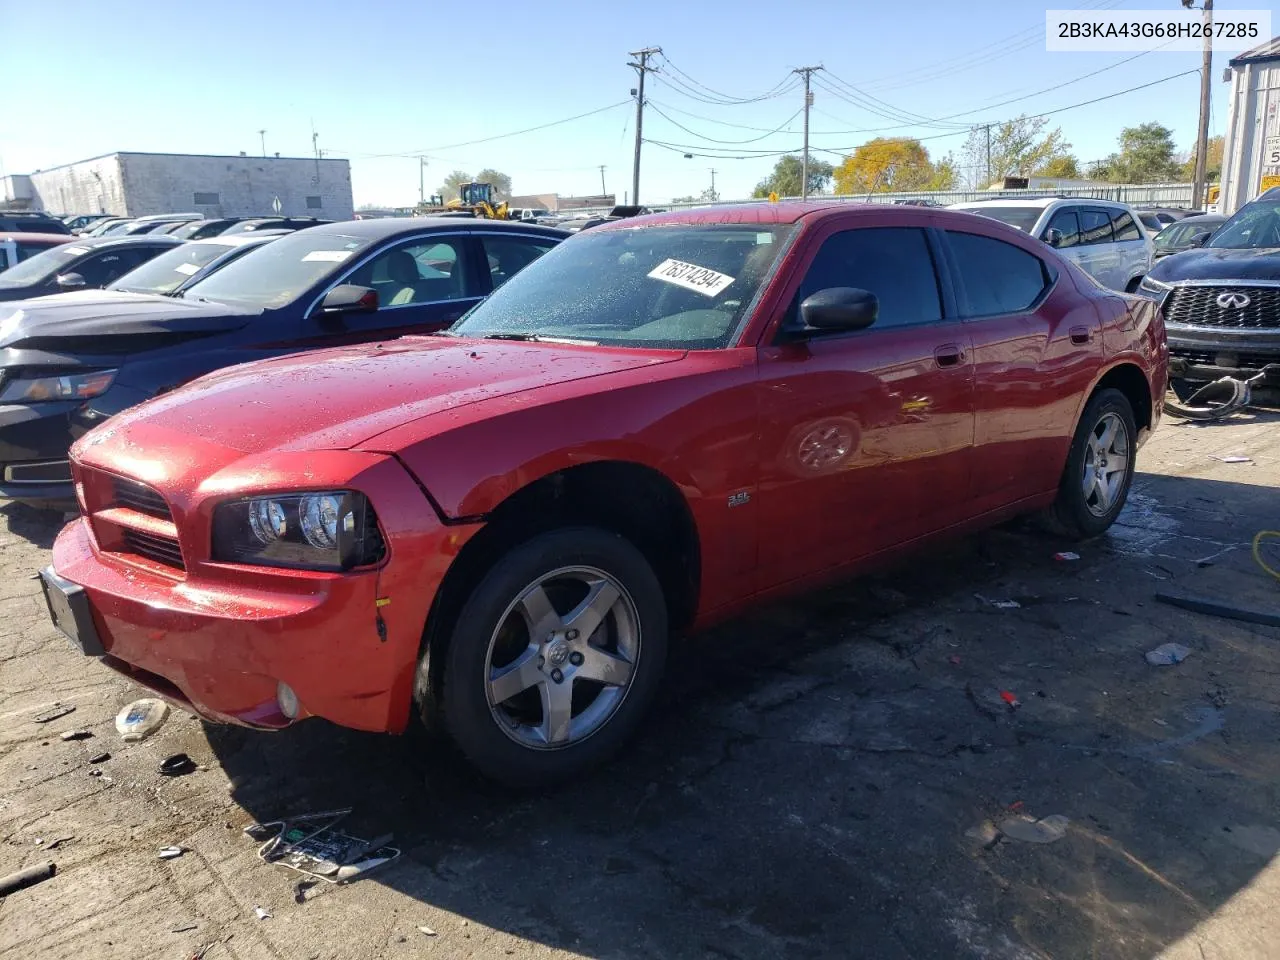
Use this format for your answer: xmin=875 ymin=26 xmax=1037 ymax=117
xmin=1042 ymin=388 xmax=1137 ymax=540
xmin=438 ymin=527 xmax=668 ymax=789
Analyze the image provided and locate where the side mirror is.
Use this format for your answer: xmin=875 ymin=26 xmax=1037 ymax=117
xmin=320 ymin=284 xmax=378 ymax=315
xmin=1188 ymin=231 xmax=1212 ymax=247
xmin=798 ymin=287 xmax=878 ymax=333
xmin=1043 ymin=228 xmax=1064 ymax=248
xmin=55 ymin=272 xmax=87 ymax=291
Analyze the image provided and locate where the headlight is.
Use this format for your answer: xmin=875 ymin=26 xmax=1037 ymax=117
xmin=0 ymin=369 xmax=116 ymax=403
xmin=1138 ymin=276 xmax=1172 ymax=295
xmin=212 ymin=491 xmax=385 ymax=571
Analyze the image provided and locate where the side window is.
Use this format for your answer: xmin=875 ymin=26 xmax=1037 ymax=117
xmin=73 ymin=250 xmax=141 ymax=286
xmin=347 ymin=238 xmax=469 ymax=307
xmin=945 ymin=231 xmax=1050 ymax=317
xmin=1111 ymin=211 xmax=1140 ymax=242
xmin=0 ymin=248 xmax=9 ymax=270
xmin=1044 ymin=209 xmax=1080 ymax=247
xmin=479 ymin=235 xmax=558 ymax=291
xmin=794 ymin=227 xmax=942 ymax=330
xmin=1079 ymin=210 xmax=1114 ymax=245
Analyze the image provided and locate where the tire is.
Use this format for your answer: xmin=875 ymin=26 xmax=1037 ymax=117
xmin=1042 ymin=388 xmax=1138 ymax=540
xmin=437 ymin=527 xmax=668 ymax=789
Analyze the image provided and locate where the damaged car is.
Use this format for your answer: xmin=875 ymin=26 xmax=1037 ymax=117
xmin=40 ymin=203 xmax=1166 ymax=788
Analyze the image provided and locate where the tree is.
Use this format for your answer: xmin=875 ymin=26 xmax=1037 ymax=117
xmin=926 ymin=152 xmax=959 ymax=191
xmin=438 ymin=170 xmax=473 ymax=202
xmin=751 ymin=155 xmax=834 ymax=198
xmin=672 ymin=186 xmax=719 ymax=204
xmin=1181 ymin=134 xmax=1224 ymax=181
xmin=833 ymin=137 xmax=949 ymax=194
xmin=475 ymin=168 xmax=513 ymax=201
xmin=961 ymin=115 xmax=1072 ymax=187
xmin=1092 ymin=123 xmax=1181 ymax=183
xmin=1033 ymin=155 xmax=1082 ymax=179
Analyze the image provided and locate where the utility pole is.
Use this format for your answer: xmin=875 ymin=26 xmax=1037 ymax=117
xmin=598 ymin=164 xmax=607 ymax=196
xmin=311 ymin=123 xmax=321 ymax=184
xmin=709 ymin=167 xmax=717 ymax=201
xmin=258 ymin=129 xmax=267 ymax=158
xmin=418 ymin=157 xmax=428 ymax=206
xmin=1189 ymin=0 xmax=1214 ymax=209
xmin=628 ymin=47 xmax=661 ymax=205
xmin=984 ymin=124 xmax=993 ymax=187
xmin=793 ymin=66 xmax=822 ymax=199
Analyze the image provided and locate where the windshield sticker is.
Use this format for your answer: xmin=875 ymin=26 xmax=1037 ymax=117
xmin=646 ymin=258 xmax=735 ymax=298
xmin=66 ymin=246 xmax=90 ymax=255
xmin=302 ymin=250 xmax=353 ymax=263
xmin=173 ymin=262 xmax=201 ymax=275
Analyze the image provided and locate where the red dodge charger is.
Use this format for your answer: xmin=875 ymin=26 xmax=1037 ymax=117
xmin=41 ymin=203 xmax=1166 ymax=787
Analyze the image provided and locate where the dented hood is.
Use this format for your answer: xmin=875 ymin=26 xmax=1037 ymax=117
xmin=74 ymin=337 xmax=684 ymax=470
xmin=0 ymin=290 xmax=259 ymax=356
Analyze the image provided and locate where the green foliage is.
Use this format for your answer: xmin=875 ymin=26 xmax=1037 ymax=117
xmin=751 ymin=155 xmax=835 ymax=198
xmin=1091 ymin=123 xmax=1182 ymax=183
xmin=962 ymin=116 xmax=1073 ymax=186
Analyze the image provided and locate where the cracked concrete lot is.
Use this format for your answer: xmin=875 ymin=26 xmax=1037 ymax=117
xmin=2 ymin=412 xmax=1280 ymax=960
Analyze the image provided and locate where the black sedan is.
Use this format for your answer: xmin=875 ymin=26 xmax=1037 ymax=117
xmin=1136 ymin=187 xmax=1280 ymax=385
xmin=0 ymin=218 xmax=566 ymax=505
xmin=1151 ymin=214 xmax=1226 ymax=259
xmin=0 ymin=235 xmax=181 ymax=303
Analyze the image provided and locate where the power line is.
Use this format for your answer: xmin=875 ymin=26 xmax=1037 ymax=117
xmin=647 ymin=101 xmax=802 ymax=144
xmin=654 ymin=53 xmax=798 ymax=105
xmin=647 ymin=97 xmax=807 ymax=133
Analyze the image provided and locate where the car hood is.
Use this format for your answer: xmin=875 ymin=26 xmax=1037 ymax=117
xmin=0 ymin=290 xmax=260 ymax=354
xmin=73 ymin=337 xmax=685 ymax=464
xmin=1148 ymin=246 xmax=1280 ymax=283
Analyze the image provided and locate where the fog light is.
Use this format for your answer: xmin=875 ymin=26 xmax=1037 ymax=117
xmin=277 ymin=681 xmax=300 ymax=720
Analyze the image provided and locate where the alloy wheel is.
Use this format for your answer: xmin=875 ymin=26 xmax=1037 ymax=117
xmin=1081 ymin=411 xmax=1130 ymax=517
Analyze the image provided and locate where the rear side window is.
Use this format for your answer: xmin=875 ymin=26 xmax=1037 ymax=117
xmin=479 ymin=235 xmax=559 ymax=291
xmin=946 ymin=231 xmax=1051 ymax=317
xmin=1079 ymin=210 xmax=1113 ymax=245
xmin=1111 ymin=211 xmax=1141 ymax=242
xmin=1045 ymin=209 xmax=1080 ymax=247
xmin=795 ymin=227 xmax=942 ymax=329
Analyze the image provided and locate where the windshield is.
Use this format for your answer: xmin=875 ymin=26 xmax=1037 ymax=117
xmin=951 ymin=206 xmax=1044 ymax=233
xmin=453 ymin=223 xmax=793 ymax=349
xmin=181 ymin=230 xmax=374 ymax=307
xmin=0 ymin=243 xmax=86 ymax=288
xmin=1207 ymin=197 xmax=1280 ymax=249
xmin=108 ymin=242 xmax=236 ymax=295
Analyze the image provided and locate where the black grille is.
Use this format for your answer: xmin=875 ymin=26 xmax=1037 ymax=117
xmin=1164 ymin=285 xmax=1280 ymax=329
xmin=111 ymin=477 xmax=172 ymax=520
xmin=121 ymin=528 xmax=185 ymax=570
xmin=1172 ymin=349 xmax=1280 ymax=369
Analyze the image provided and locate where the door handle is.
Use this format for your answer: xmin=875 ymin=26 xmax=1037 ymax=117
xmin=933 ymin=343 xmax=965 ymax=368
xmin=1070 ymin=326 xmax=1092 ymax=345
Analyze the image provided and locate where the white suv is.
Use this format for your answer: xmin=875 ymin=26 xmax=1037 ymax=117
xmin=948 ymin=197 xmax=1153 ymax=292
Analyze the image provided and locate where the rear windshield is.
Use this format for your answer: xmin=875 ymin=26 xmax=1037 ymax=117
xmin=951 ymin=206 xmax=1044 ymax=233
xmin=0 ymin=243 xmax=87 ymax=288
xmin=108 ymin=242 xmax=236 ymax=295
xmin=182 ymin=230 xmax=375 ymax=308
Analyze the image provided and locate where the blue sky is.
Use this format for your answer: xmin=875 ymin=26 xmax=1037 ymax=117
xmin=1 ymin=0 xmax=1249 ymax=207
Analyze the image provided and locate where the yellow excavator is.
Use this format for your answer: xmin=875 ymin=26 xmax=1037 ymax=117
xmin=415 ymin=182 xmax=509 ymax=219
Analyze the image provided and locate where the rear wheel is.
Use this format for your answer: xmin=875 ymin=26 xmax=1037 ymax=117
xmin=438 ymin=527 xmax=667 ymax=788
xmin=1042 ymin=388 xmax=1137 ymax=540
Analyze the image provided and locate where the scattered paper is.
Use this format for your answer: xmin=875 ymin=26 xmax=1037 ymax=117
xmin=255 ymin=906 xmax=272 ymax=920
xmin=1054 ymin=551 xmax=1080 ymax=561
xmin=1212 ymin=455 xmax=1252 ymax=463
xmin=418 ymin=926 xmax=437 ymax=937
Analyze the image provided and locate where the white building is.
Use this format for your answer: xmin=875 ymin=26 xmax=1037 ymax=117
xmin=1219 ymin=36 xmax=1280 ymax=214
xmin=1 ymin=151 xmax=353 ymax=219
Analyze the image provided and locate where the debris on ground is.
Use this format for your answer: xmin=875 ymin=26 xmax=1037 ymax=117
xmin=44 ymin=836 xmax=73 ymax=850
xmin=1146 ymin=642 xmax=1192 ymax=666
xmin=975 ymin=594 xmax=1021 ymax=609
xmin=115 ymin=698 xmax=169 ymax=741
xmin=1000 ymin=691 xmax=1021 ymax=709
xmin=254 ymin=906 xmax=272 ymax=920
xmin=244 ymin=807 xmax=400 ymax=883
xmin=59 ymin=729 xmax=92 ymax=741
xmin=33 ymin=703 xmax=75 ymax=724
xmin=1155 ymin=591 xmax=1280 ymax=629
xmin=1211 ymin=455 xmax=1252 ymax=464
xmin=171 ymin=923 xmax=199 ymax=933
xmin=418 ymin=926 xmax=438 ymax=937
xmin=88 ymin=751 xmax=111 ymax=764
xmin=998 ymin=814 xmax=1070 ymax=844
xmin=159 ymin=846 xmax=186 ymax=860
xmin=1054 ymin=552 xmax=1080 ymax=561
xmin=160 ymin=753 xmax=197 ymax=777
xmin=0 ymin=861 xmax=56 ymax=896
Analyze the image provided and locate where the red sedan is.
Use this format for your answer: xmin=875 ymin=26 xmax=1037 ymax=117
xmin=41 ymin=203 xmax=1166 ymax=787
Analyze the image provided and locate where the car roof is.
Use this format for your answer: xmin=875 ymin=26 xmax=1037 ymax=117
xmin=1179 ymin=213 xmax=1226 ymax=223
xmin=66 ymin=234 xmax=184 ymax=249
xmin=291 ymin=217 xmax=570 ymax=239
xmin=190 ymin=231 xmax=288 ymax=248
xmin=0 ymin=232 xmax=74 ymax=243
xmin=596 ymin=201 xmax=862 ymax=230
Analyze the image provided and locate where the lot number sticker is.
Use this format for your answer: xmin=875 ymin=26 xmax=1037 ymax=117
xmin=302 ymin=250 xmax=353 ymax=263
xmin=174 ymin=262 xmax=201 ymax=275
xmin=647 ymin=258 xmax=735 ymax=297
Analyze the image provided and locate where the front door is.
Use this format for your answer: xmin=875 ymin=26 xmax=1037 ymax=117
xmin=754 ymin=223 xmax=975 ymax=589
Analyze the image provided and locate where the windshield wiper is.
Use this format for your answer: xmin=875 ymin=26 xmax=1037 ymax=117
xmin=482 ymin=332 xmax=598 ymax=345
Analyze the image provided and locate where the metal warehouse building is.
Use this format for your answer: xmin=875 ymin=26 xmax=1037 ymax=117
xmin=1219 ymin=36 xmax=1280 ymax=215
xmin=1 ymin=151 xmax=353 ymax=220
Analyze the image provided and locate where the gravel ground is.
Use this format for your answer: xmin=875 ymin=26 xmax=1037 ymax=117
xmin=1 ymin=411 xmax=1279 ymax=960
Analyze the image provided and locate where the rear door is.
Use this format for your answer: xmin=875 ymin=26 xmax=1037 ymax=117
xmin=1108 ymin=209 xmax=1150 ymax=288
xmin=754 ymin=217 xmax=976 ymax=587
xmin=941 ymin=225 xmax=1102 ymax=513
xmin=1078 ymin=208 xmax=1121 ymax=289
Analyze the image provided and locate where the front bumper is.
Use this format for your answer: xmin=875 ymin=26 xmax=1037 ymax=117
xmin=1165 ymin=322 xmax=1280 ymax=383
xmin=0 ymin=400 xmax=106 ymax=506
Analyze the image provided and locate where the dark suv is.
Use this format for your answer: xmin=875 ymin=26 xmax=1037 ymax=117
xmin=1137 ymin=187 xmax=1280 ymax=386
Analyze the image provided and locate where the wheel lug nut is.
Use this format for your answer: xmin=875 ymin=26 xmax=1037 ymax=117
xmin=569 ymin=652 xmax=584 ymax=666
xmin=551 ymin=668 xmax=564 ymax=683
xmin=566 ymin=629 xmax=579 ymax=641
